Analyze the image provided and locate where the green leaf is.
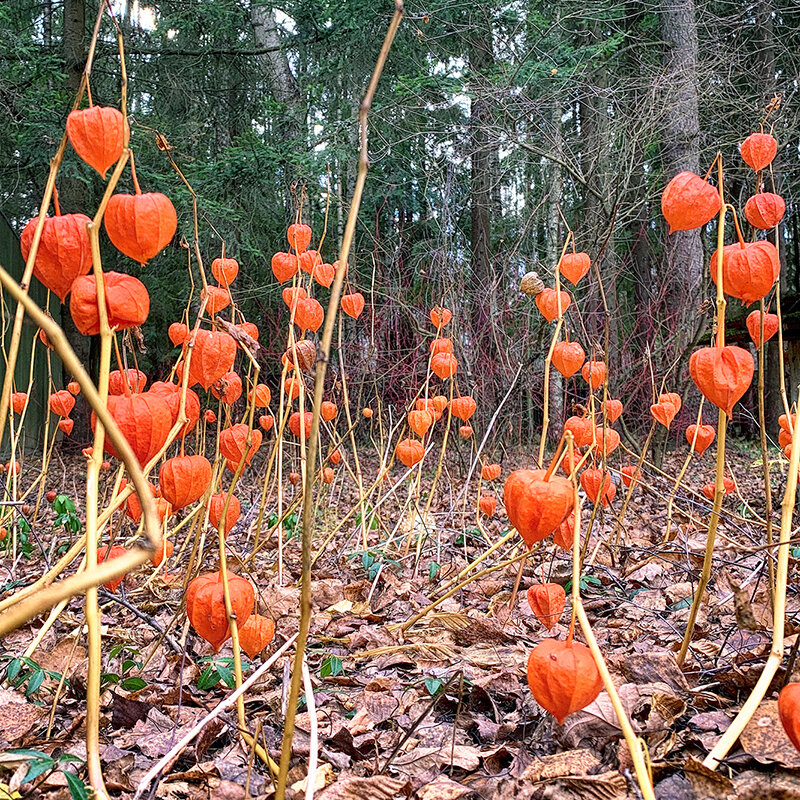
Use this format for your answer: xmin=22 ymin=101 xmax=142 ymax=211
xmin=26 ymin=669 xmax=45 ymax=696
xmin=216 ymin=664 xmax=235 ymax=688
xmin=320 ymin=655 xmax=343 ymax=678
xmin=424 ymin=677 xmax=443 ymax=696
xmin=428 ymin=561 xmax=441 ymax=581
xmin=120 ymin=676 xmax=147 ymax=692
xmin=7 ymin=658 xmax=21 ymax=681
xmin=64 ymin=770 xmax=90 ymax=800
xmin=197 ymin=666 xmax=220 ymax=691
xmin=23 ymin=757 xmax=55 ymax=783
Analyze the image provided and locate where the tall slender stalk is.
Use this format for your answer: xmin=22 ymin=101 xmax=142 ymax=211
xmin=677 ymin=155 xmax=727 ymax=667
xmin=272 ymin=6 xmax=404 ymax=798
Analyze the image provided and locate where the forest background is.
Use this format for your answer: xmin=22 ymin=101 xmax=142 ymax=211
xmin=1 ymin=0 xmax=797 ymax=448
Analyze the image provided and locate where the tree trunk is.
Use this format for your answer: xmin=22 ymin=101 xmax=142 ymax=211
xmin=659 ymin=0 xmax=702 ymax=349
xmin=250 ymin=2 xmax=304 ymax=197
xmin=468 ymin=26 xmax=498 ymax=407
xmin=547 ymin=99 xmax=564 ymax=442
xmin=61 ymin=0 xmax=92 ymax=438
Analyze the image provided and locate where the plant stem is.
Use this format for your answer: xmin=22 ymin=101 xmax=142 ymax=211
xmin=272 ymin=7 xmax=404 ymax=797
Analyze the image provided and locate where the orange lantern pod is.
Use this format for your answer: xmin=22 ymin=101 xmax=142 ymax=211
xmin=504 ymin=469 xmax=573 ymax=547
xmin=329 ymin=449 xmax=342 ymax=465
xmin=559 ymin=252 xmax=591 ymax=285
xmin=258 ymin=414 xmax=274 ymax=432
xmin=527 ymin=583 xmax=566 ymax=630
xmin=362 ymin=407 xmax=373 ymax=419
xmin=395 ymin=438 xmax=425 ymax=467
xmin=11 ymin=392 xmax=28 ymax=414
xmin=20 ymin=213 xmax=93 ymax=302
xmin=478 ymin=495 xmax=497 ymax=517
xmin=341 ymin=292 xmax=365 ymax=319
xmin=560 ymin=448 xmax=583 ymax=477
xmin=602 ymin=398 xmax=623 ymax=423
xmin=180 ymin=330 xmax=237 ymax=390
xmin=430 ymin=338 xmax=453 ymax=355
xmin=58 ymin=418 xmax=74 ymax=435
xmin=67 ymin=381 xmax=81 ymax=396
xmin=208 ymin=493 xmax=242 ymax=537
xmin=283 ymin=375 xmax=303 ymax=401
xmin=450 ymin=395 xmax=477 ymax=421
xmin=580 ymin=469 xmax=616 ymax=506
xmin=740 ymin=132 xmax=778 ymax=171
xmin=430 ymin=305 xmax=452 ymax=329
xmin=238 ymin=614 xmax=276 ymax=660
xmin=272 ymin=252 xmax=297 ymax=283
xmin=564 ymin=416 xmax=594 ymax=448
xmin=211 ymin=371 xmax=243 ymax=405
xmin=97 ymin=545 xmax=129 ymax=593
xmin=686 ymin=423 xmax=715 ymax=456
xmin=294 ymin=298 xmax=324 ymax=333
xmin=778 ymin=684 xmax=800 ymax=754
xmin=237 ymin=322 xmax=259 ymax=342
xmin=91 ymin=391 xmax=173 ymax=466
xmin=159 ymin=455 xmax=212 ymax=510
xmin=211 ymin=257 xmax=239 ymax=286
xmin=595 ymin=426 xmax=621 ymax=457
xmin=432 ymin=395 xmax=448 ymax=413
xmin=551 ymin=341 xmax=585 ymax=378
xmin=322 ymin=467 xmax=335 ymax=484
xmin=186 ymin=570 xmax=254 ymax=651
xmin=205 ymin=409 xmax=217 ymax=424
xmin=689 ymin=346 xmax=754 ymax=417
xmin=701 ymin=478 xmax=735 ymax=500
xmin=408 ymin=410 xmax=433 ymax=437
xmin=313 ymin=262 xmax=335 ymax=288
xmin=219 ymin=424 xmax=262 ymax=468
xmin=481 ymin=463 xmax=502 ymax=481
xmin=709 ymin=239 xmax=780 ymax=304
xmin=202 ymin=285 xmax=231 ymax=315
xmin=535 ymin=288 xmax=571 ymax=322
xmin=149 ymin=381 xmax=201 ymax=437
xmin=287 ymin=223 xmax=312 ymax=253
xmin=108 ymin=369 xmax=147 ymax=395
xmin=105 ymin=191 xmax=177 ymax=265
xmin=66 ymin=105 xmax=129 ymax=178
xmin=289 ymin=411 xmax=314 ymax=439
xmin=321 ymin=401 xmax=338 ymax=421
xmin=150 ymin=538 xmax=174 ymax=568
xmin=250 ymin=384 xmax=272 ymax=407
xmin=49 ymin=390 xmax=75 ymax=417
xmin=661 ymin=171 xmax=721 ymax=233
xmin=431 ymin=352 xmax=458 ymax=380
xmin=746 ymin=310 xmax=779 ymax=347
xmin=527 ymin=639 xmax=602 ymax=724
xmin=745 ymin=192 xmax=785 ymax=230
xmin=650 ymin=393 xmax=680 ymax=428
xmin=288 ymin=472 xmax=302 ymax=486
xmin=620 ymin=465 xmax=640 ymax=488
xmin=553 ymin=512 xmax=576 ymax=550
xmin=581 ymin=360 xmax=606 ymax=390
xmin=168 ymin=322 xmax=189 ymax=347
xmin=459 ymin=424 xmax=473 ymax=439
xmin=69 ymin=272 xmax=150 ymax=336
xmin=299 ymin=249 xmax=322 ymax=274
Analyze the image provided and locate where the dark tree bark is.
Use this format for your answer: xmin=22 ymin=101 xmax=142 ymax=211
xmin=468 ymin=26 xmax=499 ymax=405
xmin=659 ymin=0 xmax=703 ymax=346
xmin=61 ymin=0 xmax=92 ymax=435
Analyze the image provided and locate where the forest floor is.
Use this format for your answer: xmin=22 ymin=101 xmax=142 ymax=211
xmin=2 ymin=437 xmax=800 ymax=799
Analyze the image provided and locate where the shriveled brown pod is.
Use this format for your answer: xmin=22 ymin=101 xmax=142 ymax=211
xmin=520 ymin=271 xmax=545 ymax=296
xmin=282 ymin=340 xmax=317 ymax=372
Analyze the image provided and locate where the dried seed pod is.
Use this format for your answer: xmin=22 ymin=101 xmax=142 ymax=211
xmin=520 ymin=271 xmax=545 ymax=296
xmin=282 ymin=340 xmax=317 ymax=372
